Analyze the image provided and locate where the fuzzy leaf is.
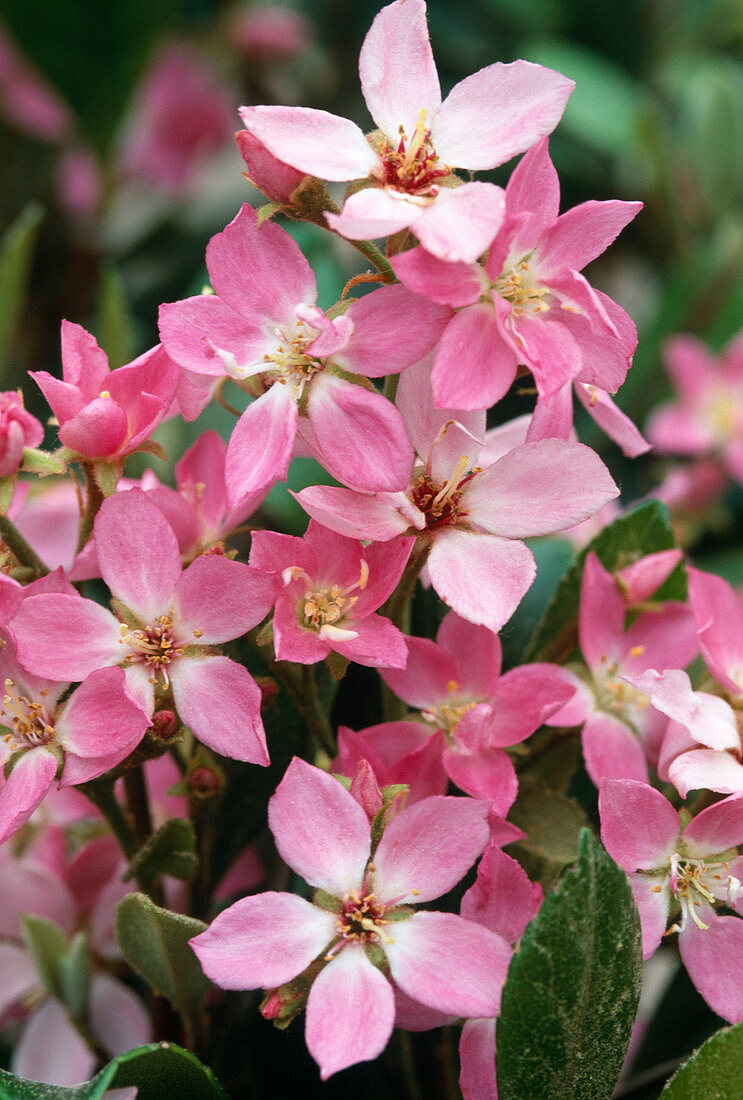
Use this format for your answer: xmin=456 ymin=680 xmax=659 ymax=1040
xmin=58 ymin=931 xmax=90 ymax=1019
xmin=508 ymin=779 xmax=589 ymax=893
xmin=525 ymin=501 xmax=681 ymax=663
xmin=496 ymin=829 xmax=642 ymax=1100
xmin=0 ymin=1042 xmax=227 ymax=1098
xmin=124 ymin=818 xmax=198 ymax=888
xmin=661 ymin=1022 xmax=743 ymax=1098
xmin=21 ymin=914 xmax=68 ymax=1000
xmin=116 ymin=893 xmax=209 ymax=1023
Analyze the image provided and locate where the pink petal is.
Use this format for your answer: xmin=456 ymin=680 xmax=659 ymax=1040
xmin=663 ymin=334 xmax=717 ymax=401
xmin=326 ymin=186 xmax=420 ymax=240
xmin=332 ymin=613 xmax=409 ymax=669
xmin=598 ymin=778 xmax=679 ymax=871
xmin=373 ymin=795 xmax=489 ymax=904
xmin=225 ymin=385 xmax=297 ymax=508
xmin=95 ymin=489 xmax=180 ymax=622
xmin=630 ymin=873 xmax=672 ymax=958
xmin=60 ymin=319 xmax=109 ymax=394
xmin=296 ymin=485 xmax=411 ymax=541
xmin=207 ymin=203 xmax=316 ymax=323
xmin=58 ymin=398 xmax=128 ymax=459
xmin=689 ymin=567 xmax=743 ymax=694
xmin=443 ymin=745 xmax=518 ymax=817
xmin=579 ymin=552 xmax=625 ymax=670
xmin=385 ymin=911 xmax=510 ymax=1017
xmin=682 ymin=791 xmax=743 ymax=856
xmin=173 ymin=556 xmax=274 ymax=643
xmin=526 ymin=382 xmax=575 ymax=442
xmin=0 ymin=942 xmax=38 ymax=1016
xmin=427 ymin=529 xmax=536 ymax=632
xmin=508 ymin=313 xmax=581 ymax=396
xmin=413 ymin=182 xmax=506 ymax=264
xmin=268 ymin=758 xmax=371 ymax=896
xmin=305 ymin=374 xmax=413 ymax=492
xmin=434 ymin=61 xmax=573 ymax=169
xmin=339 ymin=283 xmax=453 ymax=377
xmin=380 ymin=635 xmax=458 ymax=708
xmin=465 ymin=440 xmax=618 ymax=538
xmin=190 ymin=891 xmax=336 ymax=989
xmin=57 ymin=666 xmax=148 ymax=760
xmin=439 ymin=613 xmax=503 ymax=694
xmin=272 ymin=594 xmax=331 ymax=665
xmin=582 ymin=712 xmax=649 ymax=786
xmin=359 ymin=0 xmax=440 ymax=139
xmin=504 ymin=137 xmax=560 ymax=234
xmin=575 ymin=383 xmax=651 ymax=456
xmin=11 ymin=593 xmax=120 ymax=680
xmin=0 ymin=748 xmax=58 ymax=845
xmin=460 ymin=1018 xmax=497 ymax=1100
xmin=89 ymin=973 xmax=151 ymax=1056
xmin=539 ymin=200 xmax=642 ymax=273
xmin=431 ymin=302 xmax=517 ymax=409
xmin=13 ymin=998 xmax=96 ymax=1086
xmin=0 ymin=859 xmax=76 ymax=938
xmin=306 ymin=946 xmax=395 ymax=1080
xmin=391 ymin=246 xmax=481 ymax=308
xmin=626 ymin=670 xmax=738 ymax=752
xmin=461 ymin=844 xmax=542 ymax=942
xmin=680 ymin=911 xmax=743 ymax=1023
xmin=158 ymin=295 xmax=267 ymax=378
xmin=171 ymin=656 xmax=268 ymax=764
xmin=668 ymin=749 xmax=743 ymax=799
xmin=238 ymin=105 xmax=378 ymax=181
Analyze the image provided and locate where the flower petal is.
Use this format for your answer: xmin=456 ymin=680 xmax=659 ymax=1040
xmin=238 ymin=105 xmax=377 ymax=180
xmin=171 ymin=656 xmax=268 ymax=765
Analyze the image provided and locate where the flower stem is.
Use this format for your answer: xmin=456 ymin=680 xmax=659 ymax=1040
xmin=275 ymin=659 xmax=337 ymax=757
xmin=76 ymin=461 xmax=105 ymax=553
xmin=80 ymin=777 xmax=138 ymax=860
xmin=0 ymin=513 xmax=48 ymax=576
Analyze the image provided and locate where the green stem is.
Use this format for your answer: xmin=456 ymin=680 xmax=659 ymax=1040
xmin=123 ymin=765 xmax=153 ymax=848
xmin=77 ymin=461 xmax=106 ymax=553
xmin=0 ymin=513 xmax=49 ymax=576
xmin=383 ymin=372 xmax=400 ymax=404
xmin=276 ymin=659 xmax=337 ymax=758
xmin=80 ymin=779 xmax=137 ymax=860
xmin=383 ymin=536 xmax=429 ymax=632
xmin=344 ymin=236 xmax=396 ymax=282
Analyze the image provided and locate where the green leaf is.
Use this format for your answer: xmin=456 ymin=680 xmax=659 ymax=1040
xmin=524 ymin=501 xmax=680 ymax=663
xmin=58 ymin=931 xmax=90 ymax=1019
xmin=96 ymin=265 xmax=134 ymax=370
xmin=21 ymin=914 xmax=68 ymax=1000
xmin=0 ymin=1042 xmax=228 ymax=1099
xmin=0 ymin=202 xmax=43 ymax=375
xmin=116 ymin=893 xmax=209 ymax=1024
xmin=661 ymin=1022 xmax=743 ymax=1098
xmin=508 ymin=779 xmax=590 ymax=893
xmin=496 ymin=829 xmax=642 ymax=1100
xmin=125 ymin=818 xmax=198 ymax=889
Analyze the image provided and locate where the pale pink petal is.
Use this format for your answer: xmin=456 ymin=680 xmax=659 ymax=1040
xmin=0 ymin=748 xmax=57 ymax=845
xmin=617 ymin=550 xmax=683 ymax=605
xmin=190 ymin=891 xmax=336 ymax=989
xmin=225 ymin=385 xmax=297 ymax=508
xmin=208 ymin=201 xmax=316 ymax=322
xmin=646 ymin=404 xmax=713 ymax=455
xmin=689 ymin=567 xmax=743 ymax=693
xmin=394 ymin=985 xmax=452 ymax=1030
xmin=433 ymin=61 xmax=573 ymax=169
xmin=579 ymin=552 xmax=625 ymax=670
xmin=391 ymin=246 xmax=481 ymax=308
xmin=668 ymin=749 xmax=743 ymax=798
xmin=428 ymin=528 xmax=535 ymax=631
xmin=373 ymin=796 xmax=489 ymax=904
xmin=0 ymin=943 xmax=38 ymax=1016
xmin=465 ymin=440 xmax=618 ymax=538
xmin=305 ymin=374 xmax=413 ymax=492
xmin=461 ymin=844 xmax=542 ymax=942
xmin=431 ymin=302 xmax=517 ymax=409
xmin=539 ymin=200 xmax=642 ymax=273
xmin=0 ymin=859 xmax=76 ymax=937
xmin=575 ymin=383 xmax=651 ymax=457
xmin=349 ymin=536 xmax=415 ymax=616
xmin=359 ymin=0 xmax=440 ymax=138
xmin=527 ymin=383 xmax=575 ymax=443
xmin=663 ymin=335 xmax=717 ymax=402
xmin=95 ymin=490 xmax=180 ymax=622
xmin=171 ymin=656 xmax=268 ymax=764
xmin=326 ymin=186 xmax=420 ymax=240
xmin=238 ymin=105 xmax=378 ymax=181
xmin=623 ymin=604 xmax=698 ymax=674
xmin=582 ymin=712 xmax=648 ymax=786
xmin=460 ymin=1018 xmax=497 ymax=1100
xmin=487 ymin=665 xmax=575 ymax=744
xmin=598 ymin=778 xmax=679 ymax=871
xmin=386 ymin=911 xmax=510 ymax=1017
xmin=13 ymin=998 xmax=96 ymax=1086
xmin=440 ymin=613 xmax=503 ymax=694
xmin=626 ymin=670 xmax=738 ymax=752
xmin=413 ymin=182 xmax=506 ymax=264
xmin=306 ymin=946 xmax=395 ymax=1079
xmin=680 ymin=910 xmax=743 ymax=1023
xmin=295 ymin=485 xmax=411 ymax=541
xmin=89 ymin=973 xmax=152 ymax=1056
xmin=57 ymin=666 xmax=148 ymax=760
xmin=630 ymin=874 xmax=672 ymax=958
xmin=682 ymin=791 xmax=743 ymax=855
xmin=268 ymin=758 xmax=371 ymax=896
xmin=172 ymin=556 xmax=273 ymax=643
xmin=339 ymin=283 xmax=453 ymax=376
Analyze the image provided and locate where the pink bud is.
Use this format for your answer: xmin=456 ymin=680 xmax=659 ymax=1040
xmin=349 ymin=759 xmax=383 ymax=821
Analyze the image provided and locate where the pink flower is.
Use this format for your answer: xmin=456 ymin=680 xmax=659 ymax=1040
xmin=10 ymin=490 xmax=274 ymax=764
xmin=392 ymin=139 xmax=641 ymax=413
xmin=334 ymin=721 xmax=448 ymax=806
xmin=230 ymin=5 xmax=311 ymax=61
xmin=0 ymin=391 xmax=43 ymax=477
xmin=159 ymin=203 xmax=450 ymax=504
xmin=249 ymin=520 xmax=412 ymax=668
xmin=546 ymin=552 xmax=698 ymax=785
xmin=30 ymin=321 xmax=178 ymax=463
xmin=297 ymin=359 xmax=619 ymax=632
xmin=646 ymin=333 xmax=743 ymax=485
xmin=381 ymin=611 xmax=573 ymax=814
xmin=190 ymin=758 xmax=510 ymax=1078
xmin=600 ymin=779 xmax=743 ymax=1023
xmin=239 ymin=0 xmax=573 ymax=262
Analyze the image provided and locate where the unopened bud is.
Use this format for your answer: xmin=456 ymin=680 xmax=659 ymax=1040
xmin=189 ymin=765 xmax=223 ymax=796
xmin=150 ymin=709 xmax=177 ymax=740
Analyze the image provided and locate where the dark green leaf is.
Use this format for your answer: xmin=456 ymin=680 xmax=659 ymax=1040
xmin=496 ymin=829 xmax=642 ymax=1100
xmin=524 ymin=501 xmax=680 ymax=663
xmin=116 ymin=893 xmax=209 ymax=1024
xmin=125 ymin=817 xmax=198 ymax=888
xmin=0 ymin=1042 xmax=227 ymax=1099
xmin=661 ymin=1022 xmax=743 ymax=1099
xmin=0 ymin=202 xmax=43 ymax=376
xmin=58 ymin=932 xmax=90 ymax=1019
